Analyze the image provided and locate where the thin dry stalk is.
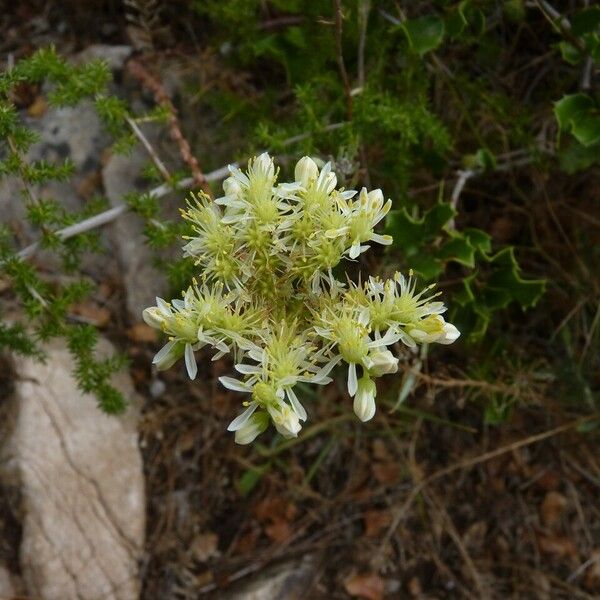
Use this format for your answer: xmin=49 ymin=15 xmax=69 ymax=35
xmin=127 ymin=58 xmax=212 ymax=196
xmin=333 ymin=0 xmax=353 ymax=120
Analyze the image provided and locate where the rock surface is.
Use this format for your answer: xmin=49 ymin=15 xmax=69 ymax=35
xmin=102 ymin=122 xmax=181 ymax=321
xmin=0 ymin=340 xmax=145 ymax=600
xmin=222 ymin=557 xmax=316 ymax=600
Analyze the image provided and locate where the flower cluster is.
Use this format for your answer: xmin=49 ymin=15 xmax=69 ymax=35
xmin=143 ymin=154 xmax=459 ymax=443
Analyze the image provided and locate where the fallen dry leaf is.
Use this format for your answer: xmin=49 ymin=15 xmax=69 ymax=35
xmin=537 ymin=532 xmax=578 ymax=560
xmin=535 ymin=469 xmax=561 ymax=492
xmin=344 ymin=572 xmax=385 ymax=600
xmin=191 ymin=532 xmax=219 ymax=562
xmin=584 ymin=548 xmax=600 ymax=592
xmin=463 ymin=520 xmax=488 ymax=551
xmin=540 ymin=491 xmax=567 ymax=528
xmin=127 ymin=322 xmax=158 ymax=343
xmin=232 ymin=526 xmax=260 ymax=555
xmin=265 ymin=519 xmax=293 ymax=543
xmin=71 ymin=303 xmax=111 ymax=327
xmin=27 ymin=95 xmax=47 ymax=118
xmin=364 ymin=510 xmax=392 ymax=537
xmin=407 ymin=576 xmax=422 ymax=597
xmin=372 ymin=462 xmax=400 ymax=485
xmin=372 ymin=439 xmax=391 ymax=462
xmin=254 ymin=497 xmax=297 ymax=523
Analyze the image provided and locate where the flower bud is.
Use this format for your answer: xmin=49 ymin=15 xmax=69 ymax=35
xmin=234 ymin=412 xmax=269 ymax=445
xmin=438 ymin=322 xmax=460 ymax=345
xmin=223 ymin=176 xmax=243 ymax=199
xmin=294 ymin=156 xmax=319 ymax=188
xmin=368 ymin=350 xmax=399 ymax=376
xmin=254 ymin=152 xmax=275 ymax=180
xmin=269 ymin=403 xmax=302 ymax=438
xmin=142 ymin=307 xmax=165 ymax=329
xmin=353 ymin=376 xmax=377 ymax=422
xmin=152 ymin=340 xmax=182 ymax=371
xmin=408 ymin=314 xmax=446 ymax=344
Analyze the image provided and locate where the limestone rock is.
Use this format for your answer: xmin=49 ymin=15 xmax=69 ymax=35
xmin=223 ymin=557 xmax=316 ymax=600
xmin=102 ymin=124 xmax=179 ymax=321
xmin=75 ymin=45 xmax=133 ymax=72
xmin=0 ymin=340 xmax=145 ymax=600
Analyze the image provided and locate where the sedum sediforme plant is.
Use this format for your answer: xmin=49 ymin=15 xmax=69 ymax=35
xmin=143 ymin=154 xmax=459 ymax=444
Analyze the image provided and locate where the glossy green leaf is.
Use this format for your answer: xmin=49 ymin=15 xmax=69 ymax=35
xmin=571 ymin=7 xmax=600 ymax=37
xmin=463 ymin=228 xmax=492 ymax=253
xmin=437 ymin=235 xmax=476 ymax=267
xmin=446 ymin=6 xmax=468 ymax=38
xmin=557 ymin=41 xmax=582 ymax=65
xmin=559 ymin=138 xmax=600 ymax=173
xmin=402 ymin=15 xmax=445 ymax=56
xmin=386 ymin=202 xmax=456 ymax=253
xmin=554 ymin=94 xmax=600 ymax=147
xmin=484 ymin=247 xmax=546 ymax=309
xmin=409 ymin=254 xmax=444 ymax=280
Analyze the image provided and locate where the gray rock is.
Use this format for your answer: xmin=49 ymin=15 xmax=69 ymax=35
xmin=102 ymin=123 xmax=179 ymax=322
xmin=1 ymin=100 xmax=109 ymax=238
xmin=0 ymin=339 xmax=145 ymax=600
xmin=75 ymin=45 xmax=133 ymax=72
xmin=0 ymin=564 xmax=21 ymax=598
xmin=223 ymin=557 xmax=316 ymax=600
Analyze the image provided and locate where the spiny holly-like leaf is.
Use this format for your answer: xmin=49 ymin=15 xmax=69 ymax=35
xmin=386 ymin=202 xmax=456 ymax=254
xmin=483 ymin=247 xmax=546 ymax=309
xmin=402 ymin=15 xmax=445 ymax=56
xmin=409 ymin=254 xmax=444 ymax=280
xmin=437 ymin=235 xmax=477 ymax=267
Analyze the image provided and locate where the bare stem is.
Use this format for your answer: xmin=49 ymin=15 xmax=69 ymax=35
xmin=126 ymin=116 xmax=172 ymax=182
xmin=333 ymin=0 xmax=353 ymax=119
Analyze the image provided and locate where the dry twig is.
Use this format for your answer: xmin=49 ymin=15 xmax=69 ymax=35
xmin=127 ymin=58 xmax=212 ymax=196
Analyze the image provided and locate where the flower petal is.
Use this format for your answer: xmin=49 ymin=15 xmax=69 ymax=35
xmin=227 ymin=402 xmax=258 ymax=431
xmin=287 ymin=387 xmax=307 ymax=421
xmin=348 ymin=362 xmax=358 ymax=397
xmin=184 ymin=343 xmax=198 ymax=380
xmin=219 ymin=376 xmax=252 ymax=393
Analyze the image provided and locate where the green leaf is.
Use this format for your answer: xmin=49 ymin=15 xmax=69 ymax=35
xmin=402 ymin=15 xmax=445 ymax=56
xmin=437 ymin=235 xmax=476 ymax=267
xmin=464 ymin=148 xmax=496 ymax=171
xmin=463 ymin=228 xmax=492 ymax=253
xmin=558 ymin=138 xmax=600 ymax=173
xmin=571 ymin=7 xmax=600 ymax=37
xmin=484 ymin=247 xmax=546 ymax=309
xmin=237 ymin=463 xmax=270 ymax=496
xmin=502 ymin=0 xmax=526 ymax=23
xmin=409 ymin=254 xmax=444 ymax=280
xmin=446 ymin=6 xmax=468 ymax=38
xmin=554 ymin=94 xmax=600 ymax=147
xmin=386 ymin=202 xmax=456 ymax=253
xmin=557 ymin=41 xmax=582 ymax=65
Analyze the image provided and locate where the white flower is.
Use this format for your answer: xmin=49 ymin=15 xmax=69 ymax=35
xmin=268 ymin=402 xmax=302 ymax=438
xmin=353 ymin=376 xmax=377 ymax=422
xmin=295 ymin=156 xmax=319 ymax=188
xmin=234 ymin=412 xmax=270 ymax=444
xmin=142 ymin=297 xmax=172 ymax=328
xmin=368 ymin=349 xmax=399 ymax=376
xmin=438 ymin=321 xmax=460 ymax=345
xmin=152 ymin=340 xmax=182 ymax=371
xmin=407 ymin=315 xmax=460 ymax=346
xmin=315 ymin=161 xmax=337 ymax=195
xmin=223 ymin=175 xmax=244 ymax=200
